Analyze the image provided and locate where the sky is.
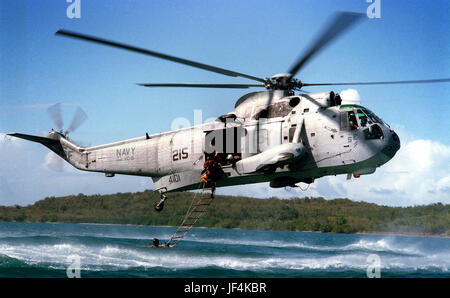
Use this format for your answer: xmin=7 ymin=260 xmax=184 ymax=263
xmin=0 ymin=0 xmax=449 ymax=206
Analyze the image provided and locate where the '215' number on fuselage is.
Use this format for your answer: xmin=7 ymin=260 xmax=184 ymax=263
xmin=173 ymin=147 xmax=189 ymax=161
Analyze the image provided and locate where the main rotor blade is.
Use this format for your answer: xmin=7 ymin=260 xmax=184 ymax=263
xmin=288 ymin=11 xmax=365 ymax=77
xmin=302 ymin=78 xmax=450 ymax=87
xmin=47 ymin=103 xmax=63 ymax=131
xmin=67 ymin=107 xmax=87 ymax=134
xmin=137 ymin=83 xmax=265 ymax=89
xmin=56 ymin=29 xmax=266 ymax=83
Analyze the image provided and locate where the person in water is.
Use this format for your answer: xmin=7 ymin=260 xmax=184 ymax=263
xmin=151 ymin=238 xmax=169 ymax=248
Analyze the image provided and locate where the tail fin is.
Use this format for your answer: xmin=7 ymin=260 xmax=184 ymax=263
xmin=8 ymin=132 xmax=89 ymax=171
xmin=7 ymin=133 xmax=65 ymax=157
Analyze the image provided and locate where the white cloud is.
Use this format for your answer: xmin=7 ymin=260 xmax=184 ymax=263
xmin=220 ymin=137 xmax=450 ymax=207
xmin=42 ymin=152 xmax=64 ymax=172
xmin=339 ymin=89 xmax=361 ymax=105
xmin=369 ymin=139 xmax=450 ymax=205
xmin=0 ymin=133 xmax=26 ymax=148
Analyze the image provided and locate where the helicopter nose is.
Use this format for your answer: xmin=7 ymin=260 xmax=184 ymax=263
xmin=381 ymin=129 xmax=401 ymax=159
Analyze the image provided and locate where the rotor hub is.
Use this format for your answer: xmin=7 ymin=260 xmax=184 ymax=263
xmin=263 ymin=74 xmax=303 ymax=91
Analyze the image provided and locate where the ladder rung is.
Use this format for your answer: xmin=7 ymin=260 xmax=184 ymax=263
xmin=175 ymin=229 xmax=191 ymax=233
xmin=182 ymin=223 xmax=196 ymax=226
xmin=167 ymin=188 xmax=216 ymax=247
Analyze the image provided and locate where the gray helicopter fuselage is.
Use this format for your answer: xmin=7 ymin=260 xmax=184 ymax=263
xmin=46 ymin=90 xmax=400 ymax=194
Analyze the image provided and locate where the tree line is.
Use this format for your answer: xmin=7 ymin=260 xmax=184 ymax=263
xmin=0 ymin=190 xmax=448 ymax=236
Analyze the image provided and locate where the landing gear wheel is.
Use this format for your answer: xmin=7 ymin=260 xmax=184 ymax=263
xmin=154 ymin=202 xmax=164 ymax=212
xmin=154 ymin=194 xmax=167 ymax=212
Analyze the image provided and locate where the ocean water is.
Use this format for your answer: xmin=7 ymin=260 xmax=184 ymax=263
xmin=0 ymin=222 xmax=448 ymax=278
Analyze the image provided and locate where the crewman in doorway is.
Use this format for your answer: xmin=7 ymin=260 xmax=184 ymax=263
xmin=201 ymin=151 xmax=224 ymax=198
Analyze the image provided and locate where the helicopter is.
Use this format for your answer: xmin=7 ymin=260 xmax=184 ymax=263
xmin=7 ymin=12 xmax=449 ymax=212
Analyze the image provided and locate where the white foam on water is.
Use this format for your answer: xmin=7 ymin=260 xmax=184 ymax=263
xmin=0 ymin=239 xmax=448 ymax=273
xmin=0 ymin=223 xmax=448 ymax=274
xmin=341 ymin=238 xmax=421 ymax=255
xmin=182 ymin=235 xmax=424 ymax=256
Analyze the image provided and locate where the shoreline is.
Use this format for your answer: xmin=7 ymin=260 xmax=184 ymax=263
xmin=5 ymin=220 xmax=448 ymax=239
xmin=2 ymin=195 xmax=447 ymax=238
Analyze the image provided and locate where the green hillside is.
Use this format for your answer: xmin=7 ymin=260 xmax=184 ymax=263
xmin=0 ymin=190 xmax=448 ymax=236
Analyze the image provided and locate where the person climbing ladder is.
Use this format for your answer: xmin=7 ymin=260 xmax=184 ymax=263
xmin=201 ymin=151 xmax=224 ymax=198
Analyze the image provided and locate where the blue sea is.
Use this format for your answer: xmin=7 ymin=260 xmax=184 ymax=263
xmin=0 ymin=222 xmax=448 ymax=278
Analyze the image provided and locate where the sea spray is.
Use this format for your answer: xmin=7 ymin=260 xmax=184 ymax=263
xmin=0 ymin=222 xmax=448 ymax=278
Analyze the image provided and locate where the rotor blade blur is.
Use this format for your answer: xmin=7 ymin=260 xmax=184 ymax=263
xmin=67 ymin=107 xmax=87 ymax=134
xmin=56 ymin=30 xmax=266 ymax=83
xmin=47 ymin=103 xmax=63 ymax=131
xmin=137 ymin=83 xmax=265 ymax=89
xmin=288 ymin=11 xmax=365 ymax=77
xmin=302 ymin=78 xmax=450 ymax=87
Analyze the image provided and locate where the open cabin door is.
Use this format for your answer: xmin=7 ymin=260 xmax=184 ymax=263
xmin=204 ymin=126 xmax=243 ymax=163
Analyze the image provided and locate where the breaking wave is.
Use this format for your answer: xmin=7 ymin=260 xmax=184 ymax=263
xmin=0 ymin=223 xmax=448 ymax=277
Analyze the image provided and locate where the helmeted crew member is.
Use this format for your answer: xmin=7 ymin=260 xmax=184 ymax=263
xmin=151 ymin=238 xmax=168 ymax=248
xmin=348 ymin=112 xmax=358 ymax=130
xmin=201 ymin=151 xmax=224 ymax=198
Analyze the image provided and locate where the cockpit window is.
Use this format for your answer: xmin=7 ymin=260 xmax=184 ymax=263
xmin=340 ymin=104 xmax=387 ymax=127
xmin=340 ymin=110 xmax=359 ymax=131
xmin=363 ymin=124 xmax=384 ymax=140
xmin=357 ymin=109 xmax=370 ymax=127
xmin=357 ymin=108 xmax=383 ymax=127
xmin=348 ymin=111 xmax=359 ymax=130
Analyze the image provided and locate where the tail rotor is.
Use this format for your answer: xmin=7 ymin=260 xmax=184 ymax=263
xmin=47 ymin=103 xmax=87 ymax=138
xmin=45 ymin=103 xmax=89 ymax=171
